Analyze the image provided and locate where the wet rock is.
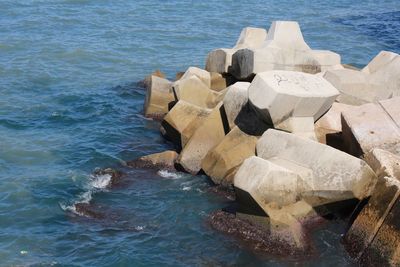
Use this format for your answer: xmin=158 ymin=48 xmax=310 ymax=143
xmin=177 ymin=102 xmax=227 ymax=174
xmin=341 ymin=97 xmax=400 ymax=157
xmin=230 ymin=21 xmax=342 ymax=80
xmin=143 ymin=75 xmax=175 ymax=119
xmin=74 ymin=203 xmax=106 ymax=219
xmin=343 ymin=176 xmax=400 ymax=266
xmin=222 ymin=82 xmax=250 ymax=130
xmin=206 ymin=27 xmax=268 ymax=74
xmin=161 ymin=100 xmax=211 ymax=150
xmin=126 ymin=150 xmax=178 ymax=171
xmin=93 ymin=168 xmax=123 ymax=188
xmin=208 ymin=210 xmax=315 ymax=258
xmin=202 ymin=126 xmax=257 ymax=186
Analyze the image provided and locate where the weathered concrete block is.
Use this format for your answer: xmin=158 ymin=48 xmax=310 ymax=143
xmin=205 ymin=27 xmax=267 ymax=74
xmin=173 ymin=75 xmax=225 ymax=109
xmin=341 ymin=97 xmax=400 ymax=157
xmin=144 ymin=75 xmax=175 ymax=119
xmin=177 ymin=102 xmax=227 ymax=174
xmin=127 ymin=150 xmax=178 ymax=170
xmin=324 ymin=51 xmax=400 ymax=105
xmin=161 ymin=100 xmax=211 ymax=150
xmin=364 ymin=149 xmax=400 ymax=180
xmin=343 ymin=176 xmax=400 ymax=266
xmin=202 ymin=126 xmax=257 ymax=186
xmin=231 ymin=21 xmax=342 ymax=79
xmin=256 ymin=129 xmax=377 ymax=206
xmin=179 ymin=66 xmax=211 ymax=87
xmin=314 ymin=102 xmax=354 ymax=144
xmin=222 ymin=82 xmax=250 ymax=130
xmin=248 ymin=70 xmax=339 ymax=129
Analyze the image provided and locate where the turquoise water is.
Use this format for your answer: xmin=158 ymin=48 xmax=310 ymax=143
xmin=0 ymin=1 xmax=399 ymax=266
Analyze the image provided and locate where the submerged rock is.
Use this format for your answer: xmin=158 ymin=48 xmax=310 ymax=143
xmin=126 ymin=150 xmax=178 ymax=171
xmin=93 ymin=168 xmax=123 ymax=188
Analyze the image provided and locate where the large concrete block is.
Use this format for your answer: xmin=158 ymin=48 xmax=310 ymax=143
xmin=341 ymin=97 xmax=400 ymax=157
xmin=144 ymin=75 xmax=175 ymax=119
xmin=256 ymin=129 xmax=377 ymax=206
xmin=222 ymin=82 xmax=250 ymax=129
xmin=205 ymin=27 xmax=267 ymax=74
xmin=343 ymin=176 xmax=400 ymax=266
xmin=202 ymin=126 xmax=257 ymax=186
xmin=179 ymin=66 xmax=211 ymax=87
xmin=177 ymin=102 xmax=227 ymax=174
xmin=173 ymin=75 xmax=225 ymax=109
xmin=161 ymin=100 xmax=211 ymax=150
xmin=231 ymin=21 xmax=342 ymax=79
xmin=324 ymin=51 xmax=400 ymax=105
xmin=364 ymin=149 xmax=400 ymax=180
xmin=314 ymin=102 xmax=354 ymax=144
xmin=248 ymin=70 xmax=339 ymax=127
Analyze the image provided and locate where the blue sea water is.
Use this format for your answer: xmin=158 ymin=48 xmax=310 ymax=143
xmin=0 ymin=1 xmax=399 ymax=266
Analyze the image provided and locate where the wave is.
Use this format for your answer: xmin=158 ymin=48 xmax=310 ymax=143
xmin=60 ymin=171 xmax=113 ymax=217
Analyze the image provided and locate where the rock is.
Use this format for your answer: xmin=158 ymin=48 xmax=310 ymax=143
xmin=222 ymin=82 xmax=251 ymax=129
xmin=314 ymin=102 xmax=354 ymax=144
xmin=210 ymin=72 xmax=228 ymax=91
xmin=230 ymin=21 xmax=342 ymax=79
xmin=143 ymin=75 xmax=175 ymax=119
xmin=93 ymin=168 xmax=124 ymax=188
xmin=173 ymin=75 xmax=225 ymax=109
xmin=364 ymin=149 xmax=400 ymax=180
xmin=161 ymin=100 xmax=211 ymax=150
xmin=343 ymin=176 xmax=400 ymax=266
xmin=179 ymin=66 xmax=211 ymax=87
xmin=126 ymin=150 xmax=178 ymax=171
xmin=248 ymin=70 xmax=339 ymax=135
xmin=254 ymin=129 xmax=377 ymax=206
xmin=324 ymin=51 xmax=400 ymax=105
xmin=205 ymin=27 xmax=268 ymax=74
xmin=341 ymin=97 xmax=400 ymax=157
xmin=201 ymin=126 xmax=257 ymax=186
xmin=177 ymin=102 xmax=227 ymax=174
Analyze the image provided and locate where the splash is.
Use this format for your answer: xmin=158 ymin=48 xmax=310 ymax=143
xmin=157 ymin=169 xmax=183 ymax=179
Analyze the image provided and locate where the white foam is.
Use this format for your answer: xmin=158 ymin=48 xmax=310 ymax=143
xmin=90 ymin=173 xmax=112 ymax=189
xmin=157 ymin=170 xmax=182 ymax=179
xmin=182 ymin=186 xmax=191 ymax=191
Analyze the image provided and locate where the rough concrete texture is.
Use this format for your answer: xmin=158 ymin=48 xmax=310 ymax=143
xmin=144 ymin=75 xmax=174 ymax=119
xmin=202 ymin=126 xmax=257 ymax=186
xmin=173 ymin=75 xmax=225 ymax=109
xmin=205 ymin=27 xmax=268 ymax=74
xmin=248 ymin=70 xmax=339 ymax=129
xmin=364 ymin=149 xmax=400 ymax=180
xmin=341 ymin=97 xmax=400 ymax=157
xmin=256 ymin=129 xmax=377 ymax=206
xmin=343 ymin=176 xmax=400 ymax=266
xmin=177 ymin=102 xmax=226 ymax=174
xmin=161 ymin=100 xmax=211 ymax=150
xmin=324 ymin=51 xmax=400 ymax=105
xmin=222 ymin=82 xmax=251 ymax=130
xmin=230 ymin=21 xmax=342 ymax=79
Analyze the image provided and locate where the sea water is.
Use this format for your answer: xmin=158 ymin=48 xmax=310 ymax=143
xmin=0 ymin=1 xmax=399 ymax=266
